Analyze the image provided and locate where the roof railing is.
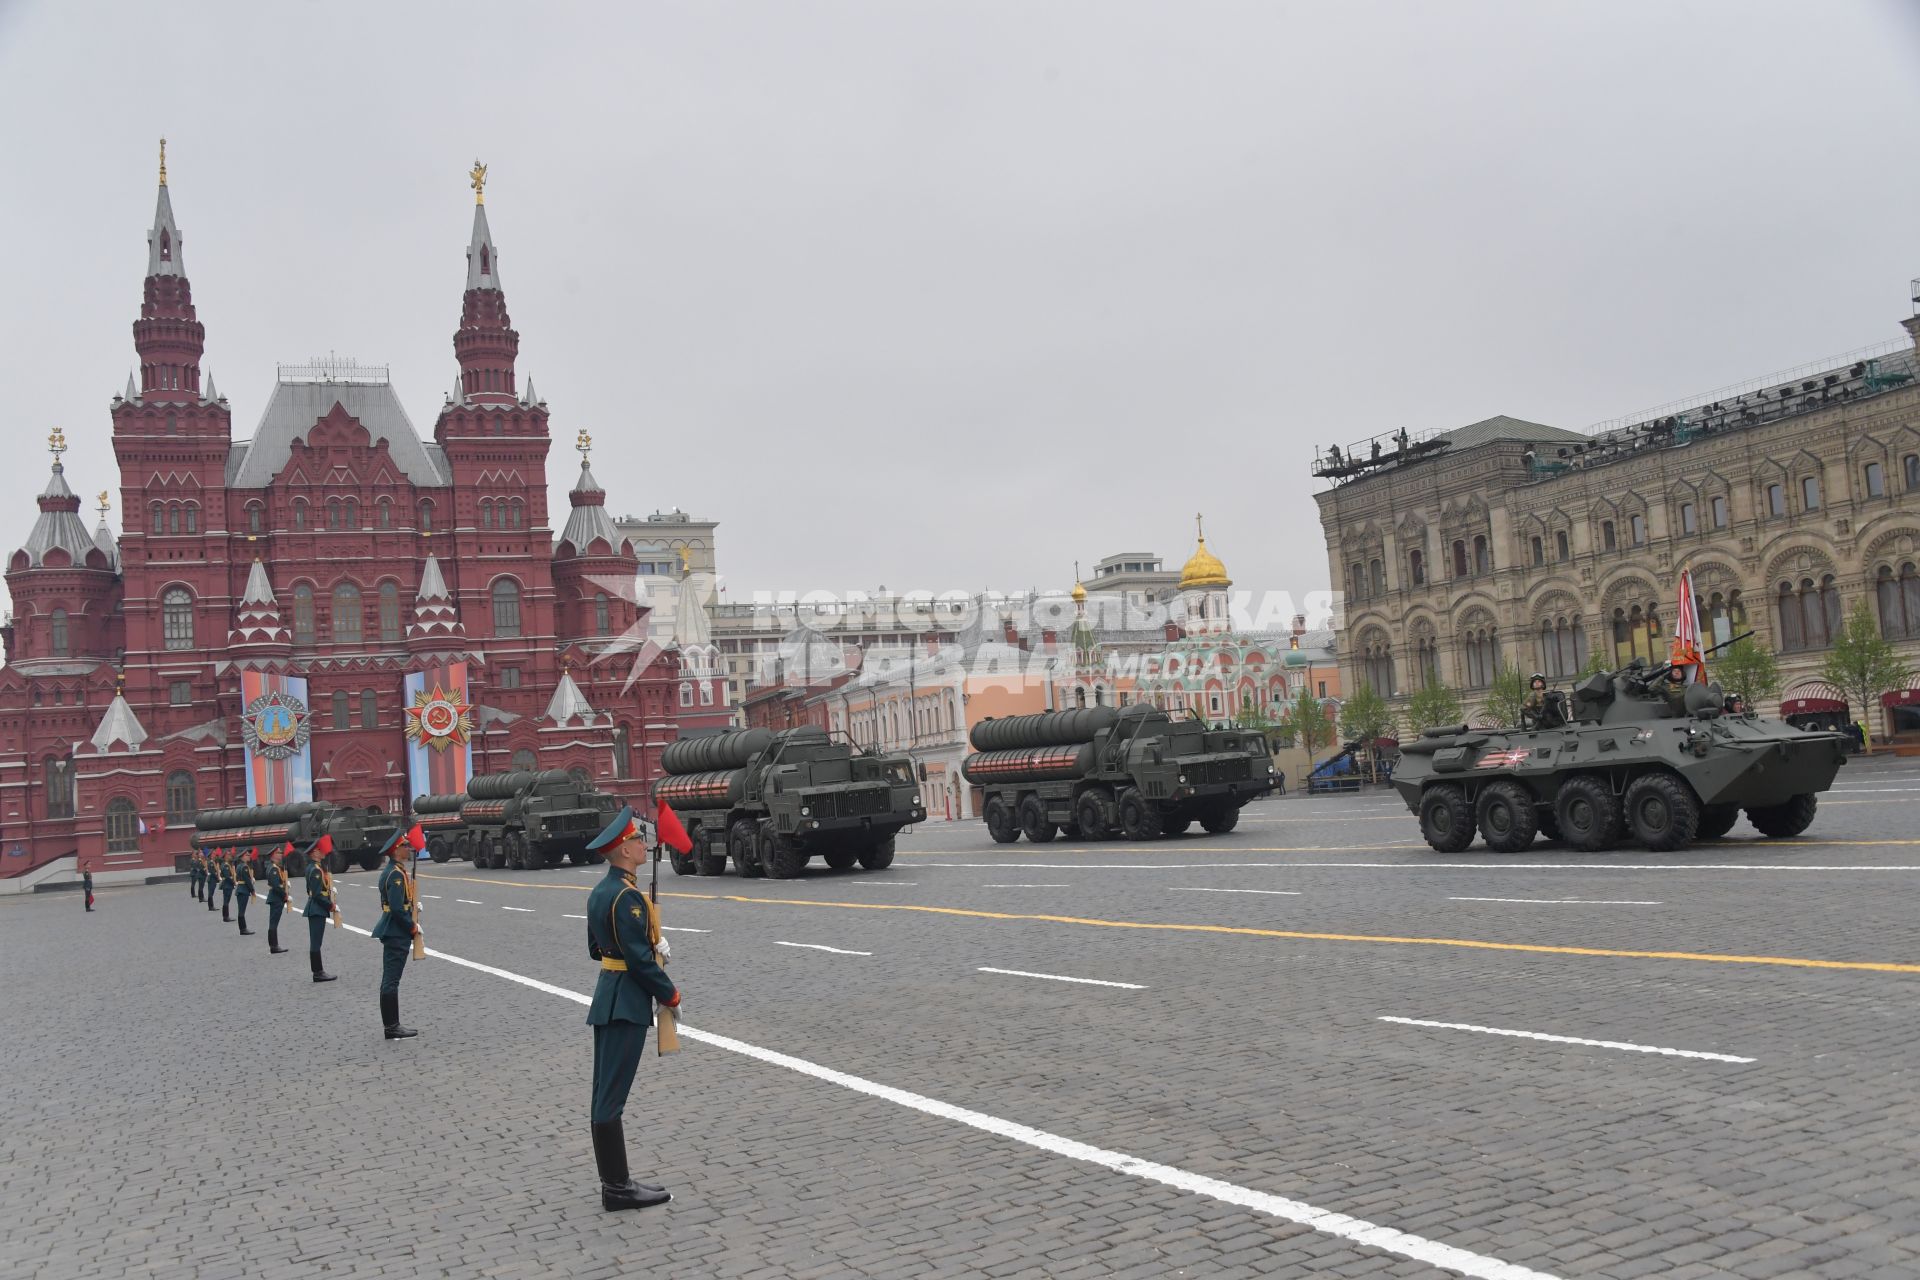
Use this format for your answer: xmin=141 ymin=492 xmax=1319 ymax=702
xmin=277 ymin=355 xmax=390 ymax=385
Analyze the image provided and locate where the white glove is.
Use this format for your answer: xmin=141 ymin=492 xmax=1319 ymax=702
xmin=655 ymin=936 xmax=672 ymax=961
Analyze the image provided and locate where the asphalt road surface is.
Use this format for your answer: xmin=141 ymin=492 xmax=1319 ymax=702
xmin=6 ymin=758 xmax=1920 ymax=1279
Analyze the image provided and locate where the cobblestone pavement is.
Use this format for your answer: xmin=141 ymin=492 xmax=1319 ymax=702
xmin=6 ymin=757 xmax=1920 ymax=1278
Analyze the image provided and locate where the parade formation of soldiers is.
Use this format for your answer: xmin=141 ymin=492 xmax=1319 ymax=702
xmin=169 ymin=802 xmax=685 ymax=1211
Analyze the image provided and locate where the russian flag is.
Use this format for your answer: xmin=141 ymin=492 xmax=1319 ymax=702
xmin=137 ymin=816 xmax=149 ymax=835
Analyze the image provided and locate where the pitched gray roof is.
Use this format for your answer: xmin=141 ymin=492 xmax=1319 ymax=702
xmin=20 ymin=464 xmax=101 ymax=569
xmin=467 ymin=204 xmax=502 ymax=291
xmin=147 ymin=183 xmax=184 ymax=278
xmin=228 ymin=380 xmax=448 ymax=489
xmin=1438 ymin=415 xmax=1585 ymax=450
xmin=91 ymin=691 xmax=149 ymax=752
xmin=556 ymin=463 xmax=627 ymax=555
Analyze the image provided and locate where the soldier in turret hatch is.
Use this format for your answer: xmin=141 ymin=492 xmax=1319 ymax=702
xmin=1522 ymin=674 xmax=1548 ymax=728
xmin=1662 ymin=666 xmax=1691 ymax=716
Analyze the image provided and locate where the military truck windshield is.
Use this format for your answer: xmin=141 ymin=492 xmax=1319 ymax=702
xmin=887 ymin=763 xmax=913 ymax=785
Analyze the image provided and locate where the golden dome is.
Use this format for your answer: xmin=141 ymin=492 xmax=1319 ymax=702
xmin=1179 ymin=514 xmax=1230 ymax=589
xmin=1071 ymin=580 xmax=1087 ymax=603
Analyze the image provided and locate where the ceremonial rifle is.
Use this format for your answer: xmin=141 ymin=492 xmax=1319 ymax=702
xmin=408 ymin=824 xmax=427 ymax=960
xmin=647 ymin=807 xmax=680 ymax=1055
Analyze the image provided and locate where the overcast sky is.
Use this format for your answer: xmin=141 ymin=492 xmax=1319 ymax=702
xmin=2 ymin=0 xmax=1918 ymax=614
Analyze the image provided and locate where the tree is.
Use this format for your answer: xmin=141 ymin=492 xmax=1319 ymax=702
xmin=1404 ymin=681 xmax=1464 ymax=734
xmin=1710 ymin=635 xmax=1782 ymax=706
xmin=1479 ymin=663 xmax=1530 ymax=728
xmin=1820 ymin=599 xmax=1913 ymax=753
xmin=1338 ymin=684 xmax=1398 ymax=782
xmin=1234 ymin=701 xmax=1282 ymax=751
xmin=1282 ymin=689 xmax=1334 ymax=762
xmin=1576 ymin=649 xmax=1611 ymax=680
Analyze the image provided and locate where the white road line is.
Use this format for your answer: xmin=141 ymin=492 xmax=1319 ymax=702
xmin=333 ymin=921 xmax=1560 ymax=1280
xmin=1448 ymin=897 xmax=1662 ymax=906
xmin=502 ymin=906 xmax=534 ymax=913
xmin=926 ymin=862 xmax=1920 ymax=873
xmin=661 ymin=926 xmax=710 ymax=934
xmin=774 ymin=941 xmax=873 ymax=956
xmin=421 ymin=894 xmax=442 ymax=899
xmin=1170 ymin=887 xmax=1302 ymax=896
xmin=978 ymin=967 xmax=1146 ymax=990
xmin=1377 ymin=1017 xmax=1754 ymax=1064
xmin=982 ymin=884 xmax=1071 ymax=888
xmin=846 ymin=881 xmax=918 ymax=886
xmin=563 ymin=913 xmax=587 ymax=920
xmin=455 ymin=899 xmax=484 ymax=905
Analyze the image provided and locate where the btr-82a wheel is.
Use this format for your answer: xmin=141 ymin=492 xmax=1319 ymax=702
xmin=1419 ymin=784 xmax=1474 ymax=853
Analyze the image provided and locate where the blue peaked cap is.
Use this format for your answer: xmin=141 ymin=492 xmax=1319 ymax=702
xmin=585 ymin=804 xmax=640 ymax=852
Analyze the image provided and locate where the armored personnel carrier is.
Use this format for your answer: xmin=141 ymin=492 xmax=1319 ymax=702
xmin=653 ymin=726 xmax=924 ymax=878
xmin=1394 ymin=656 xmax=1849 ymax=853
xmin=961 ymin=704 xmax=1275 ymax=843
xmin=443 ymin=770 xmax=622 ymax=870
xmin=192 ymin=802 xmax=395 ymax=873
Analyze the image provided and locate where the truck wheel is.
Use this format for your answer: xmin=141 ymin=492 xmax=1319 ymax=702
xmin=358 ymin=853 xmax=380 ymax=872
xmin=326 ymin=850 xmax=349 ymax=875
xmin=1418 ymin=784 xmax=1474 ymax=853
xmin=1624 ymin=771 xmax=1699 ymax=851
xmin=668 ymin=847 xmax=697 ymax=875
xmin=823 ymin=849 xmax=859 ymax=871
xmin=695 ymin=842 xmax=730 ymax=875
xmin=1163 ymin=817 xmax=1192 ymax=836
xmin=428 ymin=838 xmax=452 ymax=864
xmin=1199 ymin=803 xmax=1239 ymax=835
xmin=506 ymin=833 xmax=527 ymax=871
xmin=729 ymin=819 xmax=762 ymax=878
xmin=1475 ymin=781 xmax=1538 ymax=853
xmin=859 ymin=835 xmax=896 ymax=870
xmin=983 ymin=797 xmax=1021 ymax=845
xmin=1017 ymin=796 xmax=1058 ymax=843
xmin=761 ymin=823 xmax=807 ymax=879
xmin=1117 ymin=790 xmax=1162 ymax=841
xmin=1073 ymin=791 xmax=1113 ymax=842
xmin=1695 ymin=804 xmax=1740 ymax=840
xmin=1746 ymin=794 xmax=1817 ymax=838
xmin=1553 ymin=776 xmax=1620 ymax=852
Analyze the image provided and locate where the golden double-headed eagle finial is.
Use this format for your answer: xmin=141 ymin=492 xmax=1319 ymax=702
xmin=98 ymin=491 xmax=112 ymax=517
xmin=576 ymin=429 xmax=592 ymax=459
xmin=48 ymin=428 xmax=66 ymax=458
xmin=158 ymin=137 xmax=168 ymax=187
xmin=470 ymin=159 xmax=488 ymax=205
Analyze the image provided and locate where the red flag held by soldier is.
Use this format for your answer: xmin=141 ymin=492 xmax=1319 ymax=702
xmin=654 ymin=799 xmax=693 ymax=856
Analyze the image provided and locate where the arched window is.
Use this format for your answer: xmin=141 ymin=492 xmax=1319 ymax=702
xmin=1538 ymin=616 xmax=1589 ymax=679
xmin=1601 ymin=520 xmax=1617 ymax=551
xmin=1802 ymin=475 xmax=1822 ymax=511
xmin=1530 ymin=536 xmax=1544 ymax=566
xmin=700 ymin=681 xmax=715 ymax=706
xmin=1452 ymin=540 xmax=1468 ymax=578
xmin=1878 ymin=563 xmax=1920 ymax=640
xmin=1554 ymin=530 xmax=1570 ymax=561
xmin=332 ymin=689 xmax=350 ymax=728
xmin=49 ymin=607 xmax=69 ymax=657
xmin=44 ymin=757 xmax=73 ymax=819
xmin=419 ymin=500 xmax=434 ymax=532
xmin=1786 ymin=574 xmax=1842 ymax=650
xmin=1473 ymin=535 xmax=1492 ymax=575
xmin=331 ymin=583 xmax=362 ymax=643
xmin=1679 ymin=503 xmax=1696 ymax=535
xmin=1629 ymin=514 xmax=1646 ymax=546
xmin=1865 ymin=462 xmax=1885 ymax=498
xmin=679 ymin=682 xmax=693 ymax=707
xmin=344 ymin=499 xmax=358 ymax=528
xmin=1696 ymin=590 xmax=1748 ymax=647
xmin=594 ymin=593 xmax=610 ymax=636
xmin=1610 ymin=603 xmax=1661 ymax=665
xmin=1710 ymin=496 xmax=1728 ymax=529
xmin=1907 ymin=455 xmax=1920 ymax=491
xmin=1776 ymin=581 xmax=1805 ymax=652
xmin=569 ymin=766 xmax=592 ymax=786
xmin=165 ymin=770 xmax=196 ymax=826
xmin=1461 ymin=625 xmax=1500 ymax=689
xmin=491 ymin=578 xmax=522 ymax=637
xmin=1368 ymin=558 xmax=1385 ymax=595
xmin=378 ymin=582 xmax=401 ymax=643
xmin=105 ymin=798 xmax=140 ymax=852
xmin=150 ymin=504 xmax=164 ymax=535
xmin=480 ymin=499 xmax=494 ymax=530
xmin=377 ymin=498 xmax=391 ymax=529
xmin=292 ymin=584 xmax=316 ymax=645
xmin=1409 ymin=549 xmax=1425 ymax=586
xmin=326 ymin=499 xmax=341 ymax=529
xmin=1360 ymin=631 xmax=1395 ymax=697
xmin=161 ymin=587 xmax=194 ymax=650
xmin=167 ymin=505 xmax=180 ymax=535
xmin=184 ymin=504 xmax=198 ymax=533
xmin=511 ymin=748 xmax=537 ymax=771
xmin=508 ymin=499 xmax=523 ymax=529
xmin=247 ymin=503 xmax=264 ymax=533
xmin=292 ymin=499 xmax=308 ymax=530
xmin=1414 ymin=633 xmax=1440 ymax=688
xmin=611 ymin=725 xmax=631 ymax=780
xmin=1766 ymin=484 xmax=1786 ymax=518
xmin=360 ymin=689 xmax=377 ymax=729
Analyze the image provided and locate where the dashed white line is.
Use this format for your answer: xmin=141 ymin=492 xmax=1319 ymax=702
xmin=502 ymin=906 xmax=534 ymax=913
xmin=455 ymin=899 xmax=484 ymax=905
xmin=334 ymin=920 xmax=1561 ymax=1280
xmin=563 ymin=913 xmax=587 ymax=920
xmin=978 ymin=967 xmax=1145 ymax=990
xmin=662 ymin=926 xmax=709 ymax=934
xmin=846 ymin=880 xmax=918 ymax=886
xmin=774 ymin=941 xmax=872 ymax=956
xmin=421 ymin=894 xmax=442 ymax=899
xmin=1448 ymin=897 xmax=1662 ymax=906
xmin=1377 ymin=1017 xmax=1754 ymax=1063
xmin=983 ymin=883 xmax=1071 ymax=888
xmin=1170 ymin=887 xmax=1302 ymax=896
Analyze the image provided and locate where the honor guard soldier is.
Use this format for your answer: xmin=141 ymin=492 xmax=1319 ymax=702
xmin=582 ymin=806 xmax=679 ymax=1211
xmin=218 ymin=852 xmax=236 ymax=921
xmin=82 ymin=865 xmax=95 ymax=912
xmin=234 ymin=850 xmax=256 ymax=936
xmin=303 ymin=835 xmax=340 ymax=982
xmin=369 ymin=827 xmax=422 ymax=1039
xmin=189 ymin=850 xmax=204 ymax=902
xmin=264 ymin=846 xmax=291 ymax=954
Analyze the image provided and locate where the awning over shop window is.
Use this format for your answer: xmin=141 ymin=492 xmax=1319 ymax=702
xmin=1880 ymin=687 xmax=1920 ymax=710
xmin=1781 ymin=681 xmax=1847 ymax=716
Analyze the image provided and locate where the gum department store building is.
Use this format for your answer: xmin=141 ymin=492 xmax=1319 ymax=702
xmin=0 ymin=155 xmax=727 ymax=881
xmin=1317 ymin=278 xmax=1920 ymax=736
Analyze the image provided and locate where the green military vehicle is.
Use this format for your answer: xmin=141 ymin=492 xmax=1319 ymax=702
xmin=191 ymin=802 xmax=395 ymax=873
xmin=1394 ymin=653 xmax=1850 ymax=853
xmin=961 ymin=705 xmax=1276 ymax=843
xmin=418 ymin=770 xmax=621 ymax=870
xmin=653 ymin=726 xmax=924 ymax=878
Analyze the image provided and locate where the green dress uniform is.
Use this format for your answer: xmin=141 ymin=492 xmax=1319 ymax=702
xmin=206 ymin=853 xmax=219 ymax=912
xmin=83 ymin=869 xmax=94 ymax=912
xmin=235 ymin=858 xmax=256 ymax=935
xmin=189 ymin=852 xmax=204 ymax=901
xmin=303 ymin=858 xmax=338 ymax=982
xmin=218 ymin=856 xmax=236 ymax=920
xmin=582 ymin=806 xmax=677 ymax=1211
xmin=265 ymin=862 xmax=290 ymax=954
xmin=368 ymin=829 xmax=419 ymax=1039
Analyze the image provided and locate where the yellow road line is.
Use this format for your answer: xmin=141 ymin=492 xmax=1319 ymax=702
xmin=426 ymin=872 xmax=1920 ymax=975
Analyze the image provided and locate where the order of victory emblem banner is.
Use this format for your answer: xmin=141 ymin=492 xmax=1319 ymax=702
xmin=404 ymin=663 xmax=474 ymax=799
xmin=240 ymin=671 xmax=314 ymax=805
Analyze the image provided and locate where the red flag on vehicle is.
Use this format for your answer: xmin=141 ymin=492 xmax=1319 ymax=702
xmin=655 ymin=798 xmax=693 ymax=855
xmin=406 ymin=824 xmax=427 ymax=852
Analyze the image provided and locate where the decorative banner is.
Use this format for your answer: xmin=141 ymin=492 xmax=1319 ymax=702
xmin=404 ymin=662 xmax=473 ymax=800
xmin=241 ymin=671 xmax=314 ymax=805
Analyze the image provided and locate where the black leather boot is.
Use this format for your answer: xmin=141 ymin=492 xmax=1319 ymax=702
xmin=382 ymin=993 xmax=418 ymax=1040
xmin=591 ymin=1120 xmax=669 ymax=1210
xmin=269 ymin=925 xmax=286 ymax=954
xmin=311 ymin=952 xmax=337 ymax=983
xmin=222 ymin=901 xmax=231 ymax=922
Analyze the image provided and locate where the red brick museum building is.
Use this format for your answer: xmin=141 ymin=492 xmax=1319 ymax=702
xmin=0 ymin=159 xmax=719 ymax=879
